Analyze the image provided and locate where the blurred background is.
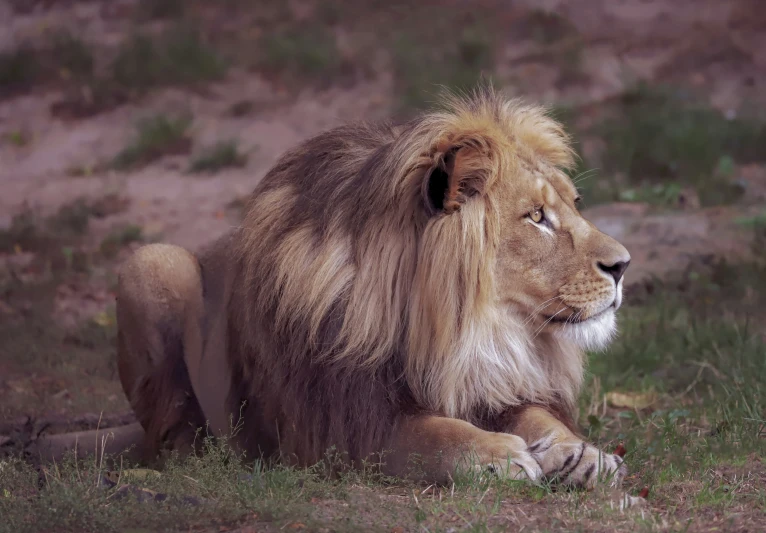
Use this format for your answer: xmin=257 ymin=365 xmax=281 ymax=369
xmin=1 ymin=1 xmax=765 ymax=530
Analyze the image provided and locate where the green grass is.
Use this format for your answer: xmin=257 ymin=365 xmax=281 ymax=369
xmin=227 ymin=99 xmax=256 ymax=117
xmin=4 ymin=129 xmax=30 ymax=147
xmin=391 ymin=20 xmax=496 ymax=114
xmin=99 ymin=224 xmax=144 ymax=259
xmin=574 ymin=256 xmax=766 ymax=527
xmin=594 ymin=83 xmax=766 ymax=206
xmin=48 ymin=30 xmax=95 ymax=80
xmin=0 ymin=195 xmax=135 ymax=276
xmin=135 ymin=0 xmax=186 ymax=20
xmin=0 ymin=31 xmax=93 ymax=97
xmin=48 ymin=24 xmax=224 ymax=117
xmin=111 ymin=114 xmax=192 ymax=170
xmin=736 ymin=211 xmax=766 ymax=229
xmin=0 ymin=46 xmax=40 ymax=94
xmin=256 ymin=24 xmax=343 ymax=83
xmin=0 ymin=199 xmax=96 ymax=255
xmin=0 ymin=274 xmax=123 ymax=419
xmin=188 ymin=140 xmax=248 ymax=173
xmin=112 ymin=26 xmax=226 ymax=93
xmin=525 ymin=9 xmax=579 ymax=45
xmin=2 ymin=253 xmax=765 ymax=531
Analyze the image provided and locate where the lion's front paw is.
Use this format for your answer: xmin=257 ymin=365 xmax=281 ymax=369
xmin=529 ymin=436 xmax=626 ymax=489
xmin=485 ymin=448 xmax=543 ymax=483
xmin=477 ymin=434 xmax=543 ymax=484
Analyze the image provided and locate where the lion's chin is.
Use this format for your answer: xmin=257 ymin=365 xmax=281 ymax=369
xmin=552 ymin=308 xmax=617 ymax=352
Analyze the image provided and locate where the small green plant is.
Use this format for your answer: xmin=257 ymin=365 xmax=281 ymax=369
xmin=0 ymin=199 xmax=97 ymax=254
xmin=257 ymin=25 xmax=342 ymax=82
xmin=5 ymin=130 xmax=30 ymax=147
xmin=525 ymin=9 xmax=579 ymax=44
xmin=48 ymin=30 xmax=94 ymax=79
xmin=599 ymin=83 xmax=766 ymax=205
xmin=49 ymin=198 xmax=93 ymax=238
xmin=112 ymin=26 xmax=225 ymax=92
xmin=135 ymin=0 xmax=185 ymax=20
xmin=0 ymin=209 xmax=41 ymax=253
xmin=99 ymin=224 xmax=143 ymax=258
xmin=617 ymin=182 xmax=683 ymax=205
xmin=0 ymin=32 xmax=93 ymax=97
xmin=112 ymin=114 xmax=192 ymax=170
xmin=735 ymin=211 xmax=766 ymax=229
xmin=0 ymin=46 xmax=39 ymax=94
xmin=188 ymin=140 xmax=248 ymax=173
xmin=391 ymin=21 xmax=496 ymax=114
xmin=227 ymin=99 xmax=256 ymax=117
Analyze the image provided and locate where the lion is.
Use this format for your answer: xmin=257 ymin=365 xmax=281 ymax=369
xmin=116 ymin=86 xmax=631 ymax=489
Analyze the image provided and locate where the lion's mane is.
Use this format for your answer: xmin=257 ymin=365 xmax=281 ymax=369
xmin=220 ymin=86 xmax=584 ymax=466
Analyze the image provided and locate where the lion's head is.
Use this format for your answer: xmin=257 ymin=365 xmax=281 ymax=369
xmin=237 ymin=85 xmax=630 ymax=423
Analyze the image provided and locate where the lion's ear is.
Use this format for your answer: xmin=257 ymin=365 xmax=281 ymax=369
xmin=422 ymin=143 xmax=490 ymax=216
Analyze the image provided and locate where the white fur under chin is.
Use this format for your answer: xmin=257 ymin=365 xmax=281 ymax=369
xmin=554 ymin=308 xmax=617 ymax=352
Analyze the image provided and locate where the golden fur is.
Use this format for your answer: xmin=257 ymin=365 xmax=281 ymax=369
xmin=116 ymin=85 xmax=632 ymax=488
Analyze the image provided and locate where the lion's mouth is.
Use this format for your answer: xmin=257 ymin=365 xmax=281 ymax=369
xmin=542 ymin=305 xmax=613 ymax=325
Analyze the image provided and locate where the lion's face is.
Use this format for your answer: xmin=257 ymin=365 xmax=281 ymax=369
xmin=494 ymin=160 xmax=630 ymax=351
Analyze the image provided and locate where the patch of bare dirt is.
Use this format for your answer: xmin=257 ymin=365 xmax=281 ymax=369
xmin=0 ymin=75 xmax=391 ymax=251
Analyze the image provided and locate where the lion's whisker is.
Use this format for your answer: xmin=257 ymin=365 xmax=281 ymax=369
xmin=565 ymin=309 xmax=583 ymax=327
xmin=532 ymin=307 xmax=566 ymax=339
xmin=571 ymin=168 xmax=599 ymax=185
xmin=523 ymin=296 xmax=564 ymax=326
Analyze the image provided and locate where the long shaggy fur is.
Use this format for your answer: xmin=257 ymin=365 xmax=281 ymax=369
xmin=222 ymin=86 xmax=583 ymax=460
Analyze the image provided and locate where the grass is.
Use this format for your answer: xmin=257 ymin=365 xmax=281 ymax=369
xmin=111 ymin=114 xmax=193 ymax=170
xmin=593 ymin=83 xmax=766 ymax=206
xmin=134 ymin=0 xmax=186 ymax=20
xmin=736 ymin=211 xmax=766 ymax=229
xmin=188 ymin=140 xmax=248 ymax=173
xmin=0 ymin=196 xmax=137 ymax=277
xmin=112 ymin=25 xmax=226 ymax=93
xmin=524 ymin=8 xmax=580 ymax=45
xmin=0 ymin=199 xmax=96 ymax=255
xmin=227 ymin=99 xmax=256 ymax=117
xmin=0 ymin=272 xmax=123 ymax=420
xmin=2 ymin=249 xmax=765 ymax=531
xmin=99 ymin=225 xmax=144 ymax=259
xmin=256 ymin=24 xmax=343 ymax=84
xmin=0 ymin=31 xmax=93 ymax=98
xmin=4 ymin=129 xmax=30 ymax=147
xmin=391 ymin=20 xmax=496 ymax=114
xmin=50 ymin=24 xmax=225 ymax=117
xmin=48 ymin=31 xmax=95 ymax=80
xmin=573 ymin=255 xmax=766 ymax=528
xmin=0 ymin=46 xmax=41 ymax=95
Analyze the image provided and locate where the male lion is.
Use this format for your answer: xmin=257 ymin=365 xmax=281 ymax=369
xmin=117 ymin=86 xmax=631 ymax=489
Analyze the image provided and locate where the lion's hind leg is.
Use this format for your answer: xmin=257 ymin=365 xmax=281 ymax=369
xmin=116 ymin=243 xmax=207 ymax=460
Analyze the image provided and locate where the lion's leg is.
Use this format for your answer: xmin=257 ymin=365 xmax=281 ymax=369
xmin=116 ymin=243 xmax=207 ymax=460
xmin=383 ymin=415 xmax=542 ymax=485
xmin=508 ymin=406 xmax=626 ymax=489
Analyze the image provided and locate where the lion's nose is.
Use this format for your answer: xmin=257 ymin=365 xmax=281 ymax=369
xmin=598 ymin=259 xmax=630 ymax=284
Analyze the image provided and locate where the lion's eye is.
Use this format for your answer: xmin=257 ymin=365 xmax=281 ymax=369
xmin=530 ymin=207 xmax=544 ymax=224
